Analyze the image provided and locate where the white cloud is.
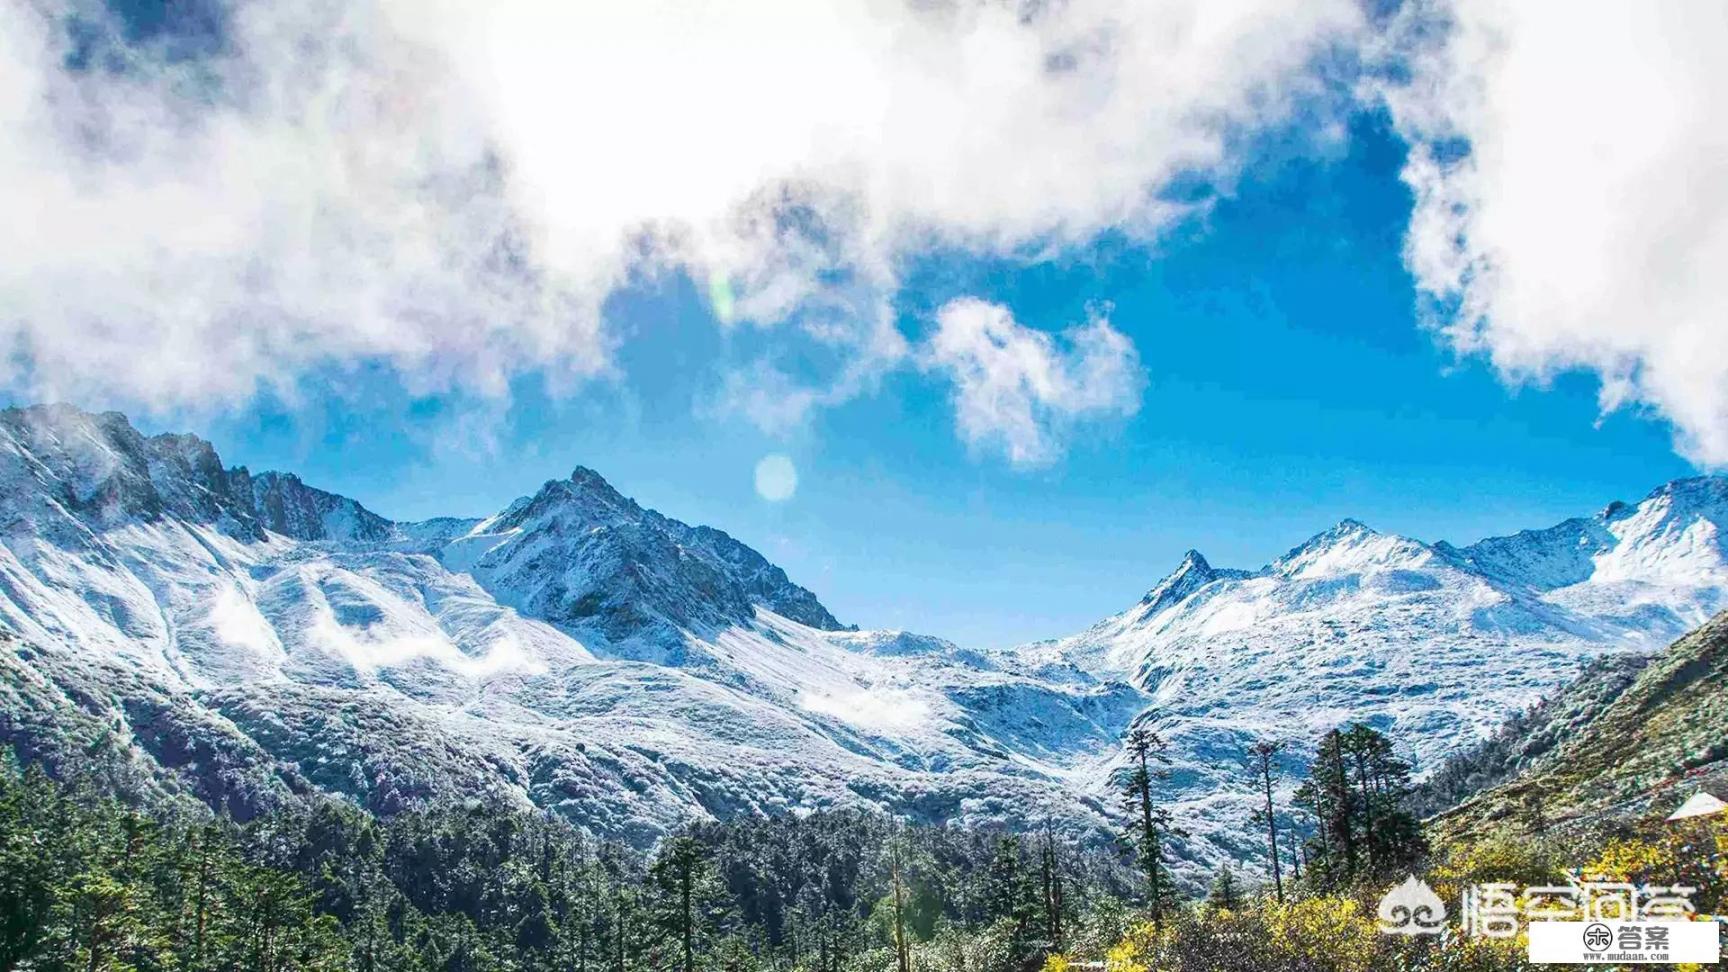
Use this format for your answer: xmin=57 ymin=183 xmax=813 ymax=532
xmin=925 ymin=298 xmax=1144 ymax=466
xmin=0 ymin=0 xmax=613 ymax=409
xmin=1381 ymin=0 xmax=1728 ymax=465
xmin=0 ymin=0 xmax=1360 ymax=447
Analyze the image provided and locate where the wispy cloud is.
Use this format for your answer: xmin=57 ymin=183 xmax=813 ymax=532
xmin=925 ymin=298 xmax=1144 ymax=467
xmin=1 ymin=0 xmax=1361 ymax=457
xmin=1380 ymin=0 xmax=1728 ymax=465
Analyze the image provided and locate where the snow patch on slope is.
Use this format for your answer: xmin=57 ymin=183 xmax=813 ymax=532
xmin=5 ymin=405 xmax=1728 ymax=885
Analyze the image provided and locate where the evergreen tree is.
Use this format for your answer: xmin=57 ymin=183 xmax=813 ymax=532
xmin=0 ymin=763 xmax=62 ymax=970
xmin=1244 ymin=739 xmax=1285 ymax=902
xmin=983 ymin=835 xmax=1038 ymax=961
xmin=1114 ymin=725 xmax=1180 ymax=924
xmin=1293 ymin=729 xmax=1356 ymax=887
xmin=1342 ymin=724 xmax=1424 ymax=876
xmin=1 ymin=743 xmax=1158 ymax=972
xmin=1293 ymin=723 xmax=1425 ymax=888
xmin=1521 ymin=789 xmax=1548 ymax=835
xmin=650 ymin=835 xmax=726 ymax=972
xmin=1207 ymin=863 xmax=1243 ymax=911
xmin=886 ymin=830 xmax=912 ymax=972
xmin=1037 ymin=823 xmax=1066 ymax=953
xmin=175 ymin=821 xmax=242 ymax=972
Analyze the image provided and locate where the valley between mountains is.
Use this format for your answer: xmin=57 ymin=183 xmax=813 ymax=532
xmin=3 ymin=403 xmax=1726 ymax=881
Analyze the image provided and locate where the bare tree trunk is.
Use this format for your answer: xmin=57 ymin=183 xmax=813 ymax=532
xmin=1256 ymin=751 xmax=1284 ymax=902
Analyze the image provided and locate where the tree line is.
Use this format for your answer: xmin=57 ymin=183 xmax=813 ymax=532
xmin=0 ymin=751 xmax=1144 ymax=972
xmin=1 ymin=714 xmax=1426 ymax=972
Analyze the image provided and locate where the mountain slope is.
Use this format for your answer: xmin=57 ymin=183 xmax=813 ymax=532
xmin=1408 ymin=650 xmax=1653 ymax=819
xmin=1430 ymin=610 xmax=1728 ymax=843
xmin=3 ymin=403 xmax=1728 ymax=881
xmin=1006 ymin=484 xmax=1728 ymax=875
xmin=0 ymin=404 xmax=1138 ymax=845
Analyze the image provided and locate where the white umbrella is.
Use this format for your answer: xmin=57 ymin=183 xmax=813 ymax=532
xmin=1667 ymin=791 xmax=1728 ymax=821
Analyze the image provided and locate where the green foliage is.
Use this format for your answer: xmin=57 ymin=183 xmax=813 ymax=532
xmin=1431 ymin=611 xmax=1728 ymax=844
xmin=1204 ymin=864 xmax=1242 ymax=912
xmin=1113 ymin=725 xmax=1181 ymax=921
xmin=0 ymin=752 xmax=1139 ymax=972
xmin=647 ymin=835 xmax=730 ymax=972
xmin=1293 ymin=723 xmax=1426 ymax=890
xmin=0 ymin=760 xmax=347 ymax=972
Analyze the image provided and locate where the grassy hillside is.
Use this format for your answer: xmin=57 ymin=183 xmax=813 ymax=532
xmin=1432 ymin=610 xmax=1728 ymax=844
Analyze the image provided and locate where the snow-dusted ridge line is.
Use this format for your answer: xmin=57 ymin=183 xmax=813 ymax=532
xmin=1005 ymin=475 xmax=1727 ymax=877
xmin=0 ymin=404 xmax=1135 ymax=851
xmin=2 ymin=402 xmax=1727 ymax=885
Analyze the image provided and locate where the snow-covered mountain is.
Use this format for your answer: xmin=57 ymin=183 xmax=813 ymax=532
xmin=2 ymin=403 xmax=1727 ymax=881
xmin=405 ymin=467 xmax=842 ymax=655
xmin=0 ymin=404 xmax=1137 ymax=842
xmin=1014 ymin=483 xmax=1728 ymax=874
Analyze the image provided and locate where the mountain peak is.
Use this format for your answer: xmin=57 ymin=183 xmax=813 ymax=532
xmin=568 ymin=465 xmax=616 ymax=491
xmin=464 ymin=462 xmax=842 ymax=639
xmin=1584 ymin=476 xmax=1728 ymax=526
xmin=1639 ymin=475 xmax=1728 ymax=517
xmin=496 ymin=467 xmax=640 ymax=532
xmin=1139 ymin=549 xmax=1224 ymax=613
xmin=1272 ymin=517 xmax=1431 ymax=579
xmin=1325 ymin=517 xmax=1377 ymax=538
xmin=0 ymin=403 xmax=391 ymax=542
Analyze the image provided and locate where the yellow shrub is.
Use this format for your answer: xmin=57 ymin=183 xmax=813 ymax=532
xmin=1716 ymin=821 xmax=1728 ymax=882
xmin=1429 ymin=833 xmax=1566 ymax=898
xmin=1260 ymin=897 xmax=1381 ymax=972
xmin=1583 ymin=835 xmax=1675 ymax=883
xmin=1102 ymin=921 xmax=1161 ymax=972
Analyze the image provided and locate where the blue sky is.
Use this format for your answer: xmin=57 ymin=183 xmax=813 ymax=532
xmin=131 ymin=113 xmax=1693 ymax=648
xmin=11 ymin=0 xmax=1721 ymax=649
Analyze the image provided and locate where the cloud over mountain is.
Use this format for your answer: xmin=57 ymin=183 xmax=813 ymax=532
xmin=1384 ymin=0 xmax=1728 ymax=465
xmin=6 ymin=0 xmax=1723 ymax=470
xmin=927 ymin=298 xmax=1144 ymax=466
xmin=1 ymin=0 xmax=1357 ymax=438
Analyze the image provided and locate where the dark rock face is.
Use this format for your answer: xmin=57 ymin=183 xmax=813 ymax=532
xmin=465 ymin=468 xmax=842 ymax=643
xmin=0 ymin=404 xmax=391 ymax=543
xmin=238 ymin=470 xmax=394 ymax=542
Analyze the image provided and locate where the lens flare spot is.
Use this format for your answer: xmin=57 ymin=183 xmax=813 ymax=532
xmin=753 ymin=454 xmax=797 ymax=502
xmin=708 ymin=273 xmax=737 ymax=325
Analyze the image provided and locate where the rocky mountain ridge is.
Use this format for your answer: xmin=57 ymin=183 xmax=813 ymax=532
xmin=3 ymin=402 xmax=1727 ymax=881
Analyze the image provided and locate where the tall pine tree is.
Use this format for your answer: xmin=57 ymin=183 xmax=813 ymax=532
xmin=1293 ymin=723 xmax=1425 ymax=888
xmin=1245 ymin=739 xmax=1285 ymax=902
xmin=1114 ymin=725 xmax=1179 ymax=924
